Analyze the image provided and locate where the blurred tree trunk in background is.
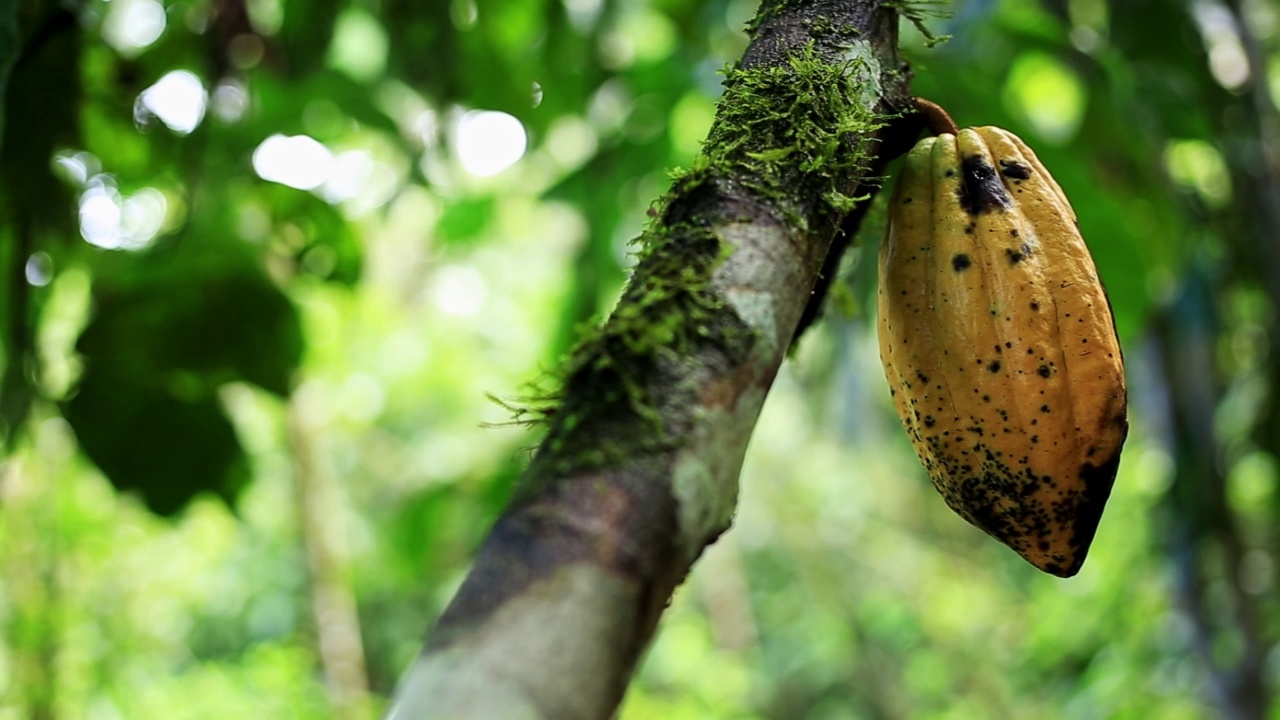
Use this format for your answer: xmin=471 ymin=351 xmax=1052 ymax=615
xmin=1153 ymin=279 xmax=1267 ymax=720
xmin=1133 ymin=1 xmax=1280 ymax=717
xmin=291 ymin=399 xmax=372 ymax=720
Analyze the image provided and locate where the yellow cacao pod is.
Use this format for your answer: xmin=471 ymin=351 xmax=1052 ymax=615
xmin=876 ymin=126 xmax=1128 ymax=577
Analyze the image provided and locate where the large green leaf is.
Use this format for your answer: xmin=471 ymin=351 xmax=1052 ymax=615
xmin=65 ymin=373 xmax=250 ymax=515
xmin=78 ymin=243 xmax=303 ymax=395
xmin=66 ymin=241 xmax=303 ymax=514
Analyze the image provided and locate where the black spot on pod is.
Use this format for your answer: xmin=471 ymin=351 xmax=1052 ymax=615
xmin=998 ymin=159 xmax=1032 ymax=180
xmin=1005 ymin=248 xmax=1025 ymax=265
xmin=987 ymin=360 xmax=1002 ymax=373
xmin=953 ymin=253 xmax=972 ymax=271
xmin=958 ymin=155 xmax=1011 ymax=215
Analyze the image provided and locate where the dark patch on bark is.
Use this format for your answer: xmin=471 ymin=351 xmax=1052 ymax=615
xmin=426 ymin=467 xmax=678 ymax=649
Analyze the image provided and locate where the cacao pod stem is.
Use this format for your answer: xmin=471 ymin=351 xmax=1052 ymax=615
xmin=913 ymin=97 xmax=958 ymax=136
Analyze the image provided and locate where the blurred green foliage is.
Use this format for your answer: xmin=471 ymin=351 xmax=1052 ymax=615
xmin=1 ymin=0 xmax=1279 ymax=717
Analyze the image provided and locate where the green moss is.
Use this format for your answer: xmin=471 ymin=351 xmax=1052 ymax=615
xmin=701 ymin=42 xmax=886 ymax=225
xmin=567 ymin=223 xmax=743 ymax=407
xmin=500 ymin=212 xmax=752 ymax=479
xmin=511 ymin=41 xmax=893 ymax=475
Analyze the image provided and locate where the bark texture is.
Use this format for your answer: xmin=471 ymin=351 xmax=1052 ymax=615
xmin=386 ymin=3 xmax=916 ymax=718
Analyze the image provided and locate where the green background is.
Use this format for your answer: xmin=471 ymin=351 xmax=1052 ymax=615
xmin=1 ymin=0 xmax=1276 ymax=717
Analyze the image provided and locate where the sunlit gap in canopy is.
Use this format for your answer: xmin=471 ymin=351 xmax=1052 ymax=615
xmin=54 ymin=151 xmax=170 ymax=251
xmin=1192 ymin=0 xmax=1251 ymax=91
xmin=253 ymin=135 xmax=334 ymax=191
xmin=137 ymin=70 xmax=207 ymax=135
xmin=453 ymin=110 xmax=527 ymax=177
xmin=102 ymin=0 xmax=167 ymax=55
xmin=79 ymin=183 xmax=169 ymax=250
xmin=432 ymin=264 xmax=488 ymax=317
xmin=251 ymin=135 xmax=382 ymax=206
xmin=562 ymin=0 xmax=603 ymax=32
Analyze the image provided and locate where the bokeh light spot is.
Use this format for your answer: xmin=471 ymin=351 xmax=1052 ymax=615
xmin=1002 ymin=52 xmax=1085 ymax=144
xmin=139 ymin=70 xmax=207 ymax=135
xmin=454 ymin=111 xmax=527 ymax=177
xmin=253 ymin=135 xmax=334 ymax=190
xmin=103 ymin=0 xmax=167 ymax=54
xmin=1164 ymin=138 xmax=1232 ymax=208
xmin=79 ymin=184 xmax=168 ymax=250
xmin=210 ymin=80 xmax=250 ymax=123
xmin=25 ymin=252 xmax=53 ymax=286
xmin=433 ymin=265 xmax=488 ymax=317
xmin=328 ymin=9 xmax=389 ymax=82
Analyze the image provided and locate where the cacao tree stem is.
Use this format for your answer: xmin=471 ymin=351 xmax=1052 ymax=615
xmin=384 ymin=3 xmax=911 ymax=719
xmin=913 ymin=97 xmax=958 ymax=136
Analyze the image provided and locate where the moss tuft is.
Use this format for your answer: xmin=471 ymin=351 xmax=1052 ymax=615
xmin=702 ymin=43 xmax=887 ymax=225
xmin=504 ymin=40 xmax=895 ymax=474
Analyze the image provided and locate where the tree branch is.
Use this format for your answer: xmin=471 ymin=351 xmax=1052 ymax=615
xmin=386 ymin=3 xmax=915 ymax=718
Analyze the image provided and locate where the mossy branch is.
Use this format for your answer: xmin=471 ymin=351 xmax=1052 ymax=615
xmin=387 ymin=3 xmax=919 ymax=719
